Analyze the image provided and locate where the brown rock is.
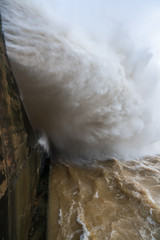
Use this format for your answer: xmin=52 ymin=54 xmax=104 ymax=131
xmin=0 ymin=16 xmax=44 ymax=240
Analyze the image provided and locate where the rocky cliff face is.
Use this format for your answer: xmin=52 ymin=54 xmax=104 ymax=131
xmin=0 ymin=17 xmax=45 ymax=240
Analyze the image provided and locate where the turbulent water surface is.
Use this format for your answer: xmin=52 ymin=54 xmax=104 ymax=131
xmin=48 ymin=158 xmax=160 ymax=240
xmin=1 ymin=1 xmax=160 ymax=239
xmin=1 ymin=0 xmax=160 ymax=160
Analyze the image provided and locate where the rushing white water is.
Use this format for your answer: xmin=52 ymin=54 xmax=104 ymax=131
xmin=1 ymin=0 xmax=160 ymax=161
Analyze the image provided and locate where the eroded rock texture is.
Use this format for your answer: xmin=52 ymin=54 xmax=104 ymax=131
xmin=0 ymin=17 xmax=43 ymax=240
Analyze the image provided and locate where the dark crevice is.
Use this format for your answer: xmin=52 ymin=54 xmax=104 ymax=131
xmin=28 ymin=153 xmax=50 ymax=240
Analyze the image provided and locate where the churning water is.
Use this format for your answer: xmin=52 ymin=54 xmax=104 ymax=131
xmin=1 ymin=0 xmax=160 ymax=160
xmin=48 ymin=158 xmax=160 ymax=240
xmin=1 ymin=0 xmax=160 ymax=239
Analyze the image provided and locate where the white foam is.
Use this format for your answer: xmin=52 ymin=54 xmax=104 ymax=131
xmin=1 ymin=0 xmax=160 ymax=162
xmin=77 ymin=216 xmax=90 ymax=240
xmin=94 ymin=191 xmax=99 ymax=198
xmin=58 ymin=208 xmax=62 ymax=225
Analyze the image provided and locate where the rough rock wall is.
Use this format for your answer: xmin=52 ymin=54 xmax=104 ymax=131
xmin=0 ymin=17 xmax=43 ymax=240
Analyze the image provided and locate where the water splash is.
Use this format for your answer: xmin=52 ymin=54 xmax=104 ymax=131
xmin=1 ymin=0 xmax=160 ymax=161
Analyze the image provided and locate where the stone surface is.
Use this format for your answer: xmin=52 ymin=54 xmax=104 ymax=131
xmin=0 ymin=17 xmax=45 ymax=240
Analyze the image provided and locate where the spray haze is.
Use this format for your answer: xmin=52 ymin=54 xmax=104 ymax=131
xmin=1 ymin=0 xmax=160 ymax=161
